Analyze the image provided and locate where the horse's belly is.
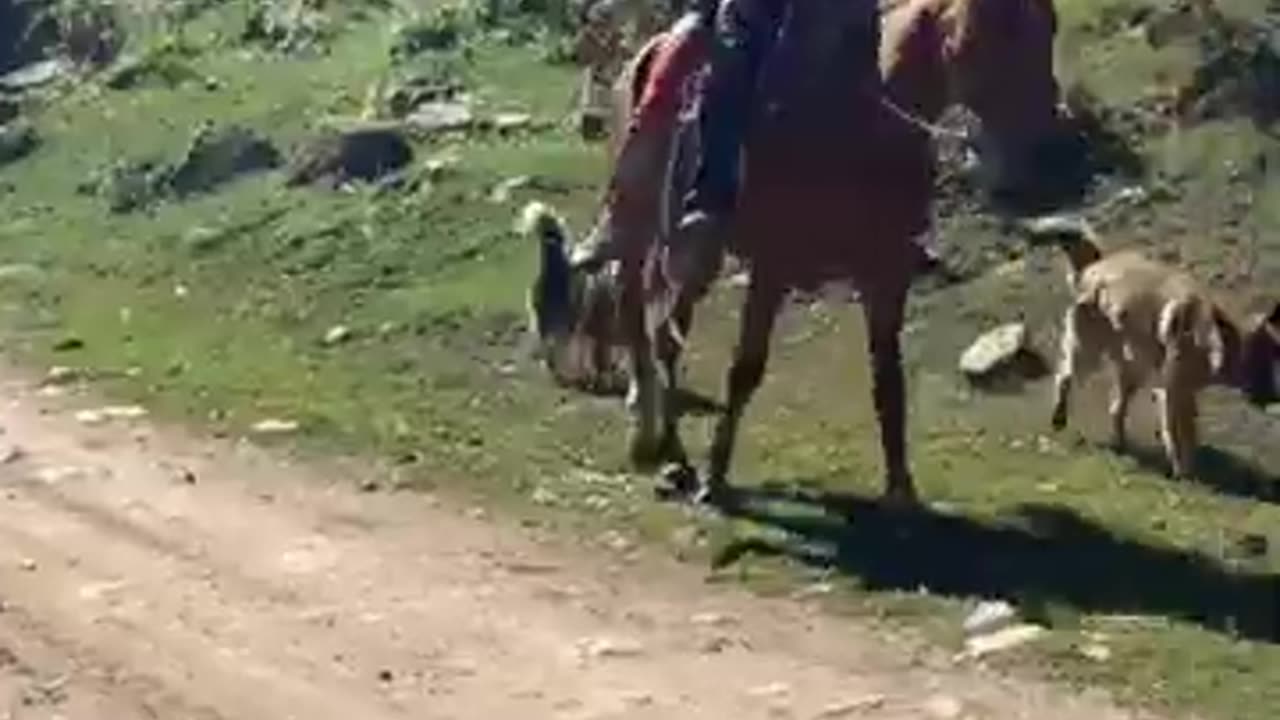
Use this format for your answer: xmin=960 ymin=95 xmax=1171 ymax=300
xmin=734 ymin=119 xmax=934 ymax=287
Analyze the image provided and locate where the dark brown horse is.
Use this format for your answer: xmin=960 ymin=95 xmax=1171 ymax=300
xmin=536 ymin=0 xmax=1065 ymax=507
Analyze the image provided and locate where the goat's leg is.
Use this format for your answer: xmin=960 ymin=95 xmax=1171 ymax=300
xmin=655 ymin=294 xmax=695 ymax=465
xmin=863 ymin=283 xmax=916 ymax=508
xmin=1052 ymin=303 xmax=1100 ymax=431
xmin=701 ymin=274 xmax=783 ymax=505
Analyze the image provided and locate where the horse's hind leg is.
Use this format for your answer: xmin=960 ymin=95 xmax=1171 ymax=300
xmin=702 ymin=273 xmax=784 ymax=505
xmin=862 ymin=283 xmax=917 ymax=508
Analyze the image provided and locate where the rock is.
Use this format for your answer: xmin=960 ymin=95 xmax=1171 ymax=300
xmin=405 ymin=101 xmax=474 ymax=135
xmin=1079 ymin=642 xmax=1112 ymax=662
xmin=168 ymin=123 xmax=282 ymax=198
xmin=44 ymin=366 xmax=79 ymax=385
xmin=377 ymin=668 xmax=394 ymax=683
xmin=815 ymin=695 xmax=887 ymax=718
xmin=285 ymin=124 xmax=413 ymax=188
xmin=958 ymin=622 xmax=1046 ymax=659
xmin=423 ymin=153 xmax=460 ymax=181
xmin=747 ymin=682 xmax=791 ymax=700
xmin=383 ymin=76 xmax=466 ymax=118
xmin=75 ymin=405 xmax=147 ymax=425
xmin=959 ymin=322 xmax=1047 ymax=387
xmin=252 ymin=418 xmax=300 ymax=435
xmin=19 ymin=558 xmax=36 ymax=572
xmin=0 ymin=444 xmax=23 ymax=464
xmin=579 ymin=636 xmax=644 ymax=659
xmin=0 ymin=119 xmax=37 ymax=166
xmin=963 ymin=599 xmax=1018 ymax=636
xmin=0 ymin=59 xmax=70 ymax=92
xmin=490 ymin=112 xmax=533 ymax=133
xmin=323 ymin=325 xmax=352 ymax=346
xmin=489 ymin=175 xmax=531 ymax=204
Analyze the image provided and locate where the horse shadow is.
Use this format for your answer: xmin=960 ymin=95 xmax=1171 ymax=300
xmin=710 ymin=483 xmax=1280 ymax=643
xmin=1122 ymin=443 xmax=1280 ymax=505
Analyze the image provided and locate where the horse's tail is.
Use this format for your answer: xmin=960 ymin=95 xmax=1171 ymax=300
xmin=1022 ymin=214 xmax=1103 ymax=287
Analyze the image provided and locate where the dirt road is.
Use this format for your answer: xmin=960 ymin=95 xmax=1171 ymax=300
xmin=0 ymin=369 xmax=1161 ymax=720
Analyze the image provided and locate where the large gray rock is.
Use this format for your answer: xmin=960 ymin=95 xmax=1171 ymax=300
xmin=959 ymin=322 xmax=1048 ymax=388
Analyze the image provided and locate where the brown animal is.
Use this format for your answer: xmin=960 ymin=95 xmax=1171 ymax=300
xmin=1033 ymin=216 xmax=1280 ymax=478
xmin=605 ymin=0 xmax=1066 ymax=508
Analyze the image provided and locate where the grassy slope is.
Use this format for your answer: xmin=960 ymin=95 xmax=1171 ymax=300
xmin=1 ymin=1 xmax=1279 ymax=717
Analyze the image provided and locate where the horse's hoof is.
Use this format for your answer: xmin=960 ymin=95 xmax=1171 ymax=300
xmin=881 ymin=482 xmax=920 ymax=513
xmin=653 ymin=461 xmax=698 ymax=499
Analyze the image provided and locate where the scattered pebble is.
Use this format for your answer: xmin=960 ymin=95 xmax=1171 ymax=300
xmin=579 ymin=636 xmax=644 ymax=660
xmin=747 ymin=682 xmax=791 ymax=700
xmin=963 ymin=599 xmax=1017 ymax=636
xmin=1079 ymin=643 xmax=1112 ymax=662
xmin=75 ymin=405 xmax=147 ymax=425
xmin=19 ymin=558 xmax=37 ymax=572
xmin=958 ymin=623 xmax=1046 ymax=660
xmin=377 ymin=668 xmax=394 ymax=684
xmin=251 ymin=419 xmax=300 ymax=435
xmin=815 ymin=695 xmax=887 ymax=718
xmin=44 ymin=366 xmax=79 ymax=385
xmin=358 ymin=478 xmax=380 ymax=493
xmin=323 ymin=325 xmax=353 ymax=346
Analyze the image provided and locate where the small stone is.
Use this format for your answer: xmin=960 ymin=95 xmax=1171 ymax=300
xmin=747 ymin=682 xmax=791 ymax=700
xmin=491 ymin=112 xmax=533 ymax=133
xmin=958 ymin=623 xmax=1046 ymax=659
xmin=489 ymin=175 xmax=531 ymax=204
xmin=252 ymin=419 xmax=300 ymax=435
xmin=44 ymin=366 xmax=79 ymax=385
xmin=963 ymin=599 xmax=1017 ymax=636
xmin=358 ymin=478 xmax=380 ymax=493
xmin=405 ymin=101 xmax=474 ymax=135
xmin=179 ymin=468 xmax=197 ymax=485
xmin=19 ymin=558 xmax=36 ymax=572
xmin=531 ymin=487 xmax=559 ymax=506
xmin=1079 ymin=643 xmax=1112 ymax=662
xmin=0 ymin=445 xmax=23 ymax=464
xmin=815 ymin=695 xmax=887 ymax=718
xmin=690 ymin=612 xmax=739 ymax=628
xmin=378 ymin=668 xmax=394 ymax=683
xmin=323 ymin=325 xmax=352 ymax=346
xmin=580 ymin=637 xmax=644 ymax=659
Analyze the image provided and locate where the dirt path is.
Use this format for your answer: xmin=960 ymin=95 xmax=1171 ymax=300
xmin=0 ymin=369 xmax=1165 ymax=720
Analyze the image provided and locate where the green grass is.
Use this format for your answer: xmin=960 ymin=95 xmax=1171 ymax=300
xmin=2 ymin=2 xmax=1279 ymax=718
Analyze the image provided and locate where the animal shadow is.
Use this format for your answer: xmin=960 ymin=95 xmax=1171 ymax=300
xmin=1125 ymin=443 xmax=1280 ymax=505
xmin=711 ymin=483 xmax=1280 ymax=643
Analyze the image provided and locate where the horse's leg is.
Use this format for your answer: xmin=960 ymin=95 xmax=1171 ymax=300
xmin=702 ymin=273 xmax=784 ymax=504
xmin=622 ymin=251 xmax=663 ymax=468
xmin=861 ymin=282 xmax=917 ymax=508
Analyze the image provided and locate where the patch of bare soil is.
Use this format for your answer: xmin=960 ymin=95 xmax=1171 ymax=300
xmin=0 ymin=365 xmax=1162 ymax=719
